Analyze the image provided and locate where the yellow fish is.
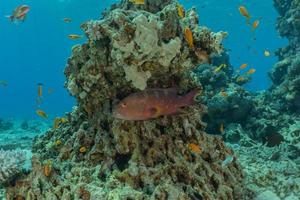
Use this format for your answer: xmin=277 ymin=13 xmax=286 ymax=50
xmin=213 ymin=64 xmax=227 ymax=73
xmin=37 ymin=83 xmax=43 ymax=97
xmin=252 ymin=20 xmax=260 ymax=30
xmin=239 ymin=63 xmax=248 ymax=70
xmin=247 ymin=68 xmax=256 ymax=75
xmin=239 ymin=6 xmax=251 ymax=19
xmin=60 ymin=117 xmax=67 ymax=123
xmin=184 ymin=27 xmax=194 ymax=49
xmin=264 ymin=50 xmax=271 ymax=57
xmin=68 ymin=34 xmax=82 ymax=40
xmin=36 ymin=109 xmax=48 ymax=119
xmin=177 ymin=4 xmax=185 ymax=18
xmin=129 ymin=0 xmax=145 ymax=5
xmin=53 ymin=117 xmax=68 ymax=128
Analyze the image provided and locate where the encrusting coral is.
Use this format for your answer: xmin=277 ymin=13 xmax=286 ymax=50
xmin=5 ymin=0 xmax=246 ymax=199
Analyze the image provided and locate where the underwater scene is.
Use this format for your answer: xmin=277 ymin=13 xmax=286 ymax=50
xmin=0 ymin=0 xmax=299 ymax=199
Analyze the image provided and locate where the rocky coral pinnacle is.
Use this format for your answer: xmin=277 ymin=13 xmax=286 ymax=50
xmin=5 ymin=1 xmax=246 ymax=199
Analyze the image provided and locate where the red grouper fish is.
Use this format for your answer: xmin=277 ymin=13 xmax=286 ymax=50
xmin=8 ymin=5 xmax=30 ymax=22
xmin=113 ymin=88 xmax=201 ymax=121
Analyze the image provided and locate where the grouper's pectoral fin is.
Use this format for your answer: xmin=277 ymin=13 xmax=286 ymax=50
xmin=176 ymin=107 xmax=190 ymax=115
xmin=148 ymin=107 xmax=160 ymax=118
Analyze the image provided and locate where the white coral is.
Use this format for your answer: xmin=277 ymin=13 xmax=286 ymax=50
xmin=111 ymin=13 xmax=182 ymax=90
xmin=0 ymin=149 xmax=26 ymax=185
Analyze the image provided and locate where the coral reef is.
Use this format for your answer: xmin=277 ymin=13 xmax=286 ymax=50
xmin=4 ymin=0 xmax=246 ymax=199
xmin=0 ymin=149 xmax=26 ymax=186
xmin=228 ymin=140 xmax=300 ymax=199
xmin=192 ymin=52 xmax=254 ymax=134
xmin=271 ymin=0 xmax=300 ymax=110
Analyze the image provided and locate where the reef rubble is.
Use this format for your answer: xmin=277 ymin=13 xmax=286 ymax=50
xmin=4 ymin=0 xmax=246 ymax=199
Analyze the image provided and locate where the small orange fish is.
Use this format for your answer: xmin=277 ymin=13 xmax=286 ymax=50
xmin=184 ymin=27 xmax=194 ymax=49
xmin=37 ymin=83 xmax=43 ymax=97
xmin=177 ymin=4 xmax=185 ymax=18
xmin=188 ymin=143 xmax=202 ymax=154
xmin=68 ymin=34 xmax=82 ymax=40
xmin=43 ymin=160 xmax=52 ymax=177
xmin=239 ymin=6 xmax=251 ymax=19
xmin=36 ymin=109 xmax=48 ymax=119
xmin=247 ymin=68 xmax=256 ymax=75
xmin=113 ymin=88 xmax=201 ymax=120
xmin=252 ymin=20 xmax=260 ymax=30
xmin=239 ymin=63 xmax=248 ymax=70
xmin=79 ymin=146 xmax=87 ymax=153
xmin=53 ymin=117 xmax=67 ymax=128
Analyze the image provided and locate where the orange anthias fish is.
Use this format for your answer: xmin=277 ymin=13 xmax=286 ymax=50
xmin=177 ymin=4 xmax=185 ymax=18
xmin=184 ymin=27 xmax=194 ymax=49
xmin=188 ymin=143 xmax=202 ymax=154
xmin=113 ymin=88 xmax=201 ymax=120
xmin=252 ymin=20 xmax=260 ymax=30
xmin=247 ymin=68 xmax=256 ymax=75
xmin=7 ymin=5 xmax=30 ymax=22
xmin=239 ymin=63 xmax=248 ymax=70
xmin=36 ymin=109 xmax=48 ymax=119
xmin=238 ymin=6 xmax=251 ymax=19
xmin=37 ymin=83 xmax=43 ymax=97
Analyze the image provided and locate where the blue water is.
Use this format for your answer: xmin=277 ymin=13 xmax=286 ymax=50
xmin=0 ymin=0 xmax=287 ymax=118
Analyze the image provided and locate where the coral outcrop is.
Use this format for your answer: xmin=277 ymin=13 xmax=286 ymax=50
xmin=271 ymin=0 xmax=300 ymax=110
xmin=0 ymin=149 xmax=26 ymax=186
xmin=4 ymin=0 xmax=246 ymax=199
